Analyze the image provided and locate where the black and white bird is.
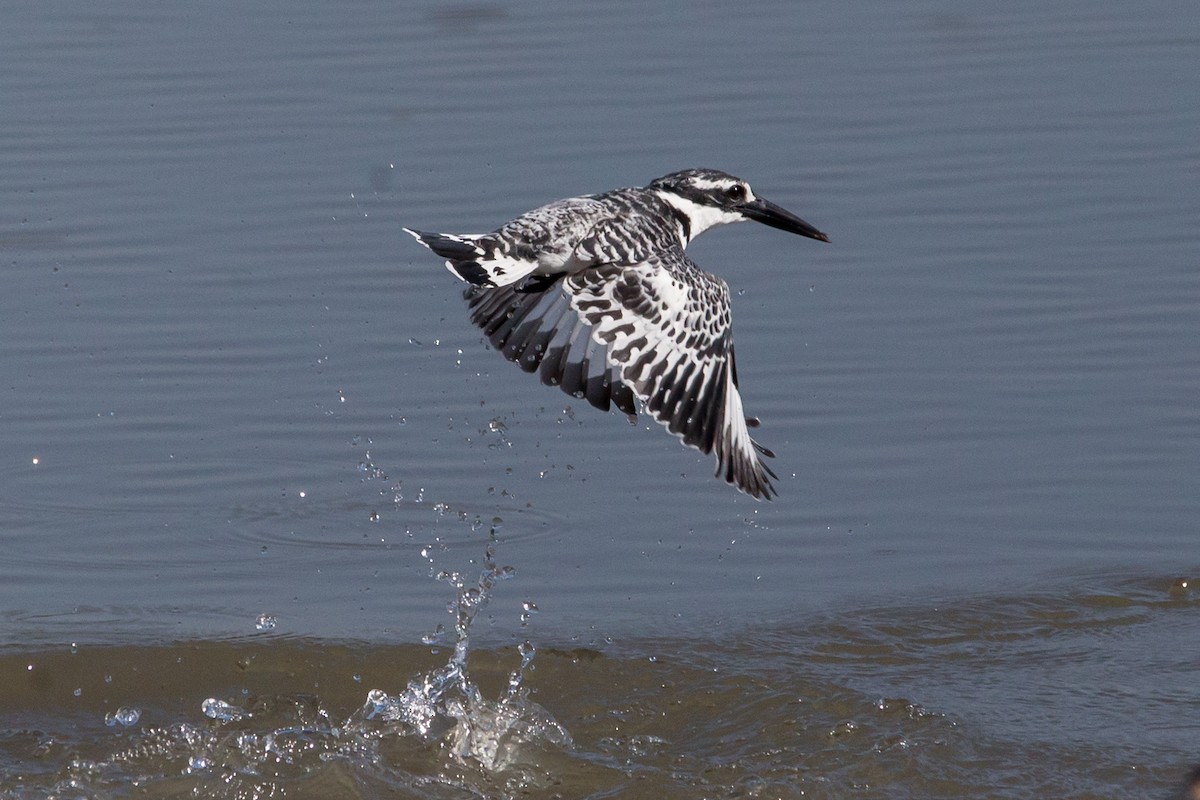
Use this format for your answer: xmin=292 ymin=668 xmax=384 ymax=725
xmin=404 ymin=168 xmax=828 ymax=499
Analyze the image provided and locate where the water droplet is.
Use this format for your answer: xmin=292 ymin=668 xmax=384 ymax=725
xmin=73 ymin=687 xmax=82 ymax=697
xmin=254 ymin=613 xmax=277 ymax=632
xmin=361 ymin=688 xmax=391 ymax=720
xmin=201 ymin=698 xmax=244 ymax=721
xmin=104 ymin=707 xmax=141 ymax=727
xmin=421 ymin=623 xmax=446 ymax=645
xmin=31 ymin=456 xmax=39 ymax=465
xmin=189 ymin=755 xmax=211 ymax=771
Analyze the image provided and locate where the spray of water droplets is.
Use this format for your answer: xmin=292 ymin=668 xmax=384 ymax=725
xmin=354 ymin=521 xmax=570 ymax=770
xmin=63 ymin=520 xmax=570 ymax=797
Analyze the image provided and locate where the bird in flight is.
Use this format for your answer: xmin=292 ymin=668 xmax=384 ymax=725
xmin=404 ymin=168 xmax=828 ymax=499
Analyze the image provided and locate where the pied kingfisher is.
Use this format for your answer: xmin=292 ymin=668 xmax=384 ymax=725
xmin=404 ymin=168 xmax=828 ymax=499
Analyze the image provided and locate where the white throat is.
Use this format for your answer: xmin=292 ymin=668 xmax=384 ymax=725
xmin=655 ymin=190 xmax=746 ymax=244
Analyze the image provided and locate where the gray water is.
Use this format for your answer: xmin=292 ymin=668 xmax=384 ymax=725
xmin=1 ymin=1 xmax=1198 ymax=797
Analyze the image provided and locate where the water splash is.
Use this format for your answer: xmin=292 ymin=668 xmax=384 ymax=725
xmin=348 ymin=523 xmax=571 ymax=771
xmin=47 ymin=524 xmax=570 ymax=797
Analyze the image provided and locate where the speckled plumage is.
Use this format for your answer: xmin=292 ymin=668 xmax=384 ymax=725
xmin=405 ymin=168 xmax=828 ymax=499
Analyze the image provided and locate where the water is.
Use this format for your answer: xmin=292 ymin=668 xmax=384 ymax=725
xmin=1 ymin=568 xmax=1195 ymax=797
xmin=1 ymin=0 xmax=1198 ymax=797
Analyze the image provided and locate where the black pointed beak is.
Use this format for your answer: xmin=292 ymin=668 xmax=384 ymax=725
xmin=740 ymin=198 xmax=830 ymax=243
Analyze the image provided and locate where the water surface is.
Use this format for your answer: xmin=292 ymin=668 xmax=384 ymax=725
xmin=1 ymin=1 xmax=1197 ymax=797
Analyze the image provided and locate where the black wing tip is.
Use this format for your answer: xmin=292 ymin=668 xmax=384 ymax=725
xmin=716 ymin=431 xmax=779 ymax=500
xmin=727 ymin=460 xmax=779 ymax=500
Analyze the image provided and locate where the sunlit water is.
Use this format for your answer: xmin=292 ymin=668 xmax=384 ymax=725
xmin=1 ymin=0 xmax=1198 ymax=797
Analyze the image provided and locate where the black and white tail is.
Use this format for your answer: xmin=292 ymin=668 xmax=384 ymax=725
xmin=403 ymin=228 xmax=535 ymax=289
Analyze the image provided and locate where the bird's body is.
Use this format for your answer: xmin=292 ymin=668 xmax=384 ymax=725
xmin=405 ymin=169 xmax=828 ymax=499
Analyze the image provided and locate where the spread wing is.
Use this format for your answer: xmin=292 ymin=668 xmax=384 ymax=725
xmin=464 ymin=247 xmax=777 ymax=499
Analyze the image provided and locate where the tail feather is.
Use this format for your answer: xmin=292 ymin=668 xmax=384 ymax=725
xmin=403 ymin=227 xmax=536 ymax=288
xmin=403 ymin=228 xmax=484 ymax=261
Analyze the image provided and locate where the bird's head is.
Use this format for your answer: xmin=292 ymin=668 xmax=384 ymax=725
xmin=648 ymin=168 xmax=830 ymax=243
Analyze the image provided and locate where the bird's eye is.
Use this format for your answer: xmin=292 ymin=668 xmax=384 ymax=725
xmin=726 ymin=184 xmax=746 ymax=200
